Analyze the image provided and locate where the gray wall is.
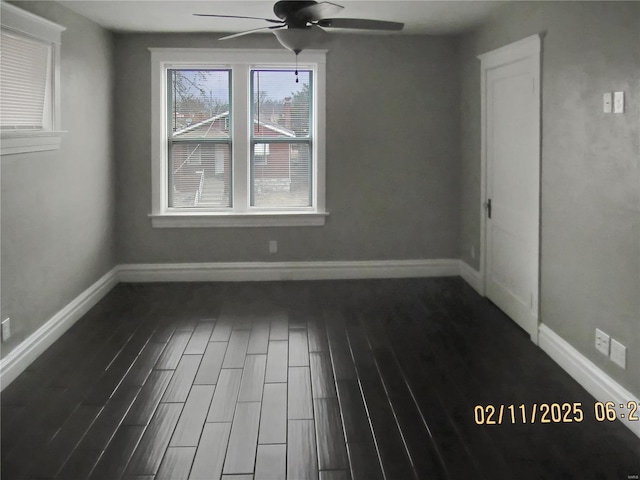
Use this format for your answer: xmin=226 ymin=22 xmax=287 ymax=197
xmin=459 ymin=2 xmax=640 ymax=396
xmin=114 ymin=33 xmax=461 ymax=263
xmin=1 ymin=2 xmax=115 ymax=360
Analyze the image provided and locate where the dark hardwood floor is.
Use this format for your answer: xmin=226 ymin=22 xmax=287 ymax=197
xmin=1 ymin=278 xmax=639 ymax=479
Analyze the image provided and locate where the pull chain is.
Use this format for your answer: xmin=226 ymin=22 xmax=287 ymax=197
xmin=295 ymin=53 xmax=299 ymax=83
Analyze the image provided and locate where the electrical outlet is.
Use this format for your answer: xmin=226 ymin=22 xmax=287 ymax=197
xmin=610 ymin=339 xmax=626 ymax=369
xmin=1 ymin=318 xmax=11 ymax=342
xmin=269 ymin=240 xmax=278 ymax=254
xmin=595 ymin=328 xmax=609 ymax=356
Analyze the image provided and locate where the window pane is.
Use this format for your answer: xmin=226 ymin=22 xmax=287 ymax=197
xmin=169 ymin=143 xmax=231 ymax=208
xmin=252 ymin=143 xmax=310 ymax=207
xmin=252 ymin=70 xmax=311 ymax=139
xmin=170 ymin=70 xmax=230 ymax=139
xmin=0 ymin=29 xmax=51 ymax=130
xmin=251 ymin=70 xmax=312 ymax=208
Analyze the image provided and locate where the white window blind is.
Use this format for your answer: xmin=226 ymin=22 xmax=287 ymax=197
xmin=168 ymin=69 xmax=231 ymax=208
xmin=251 ymin=69 xmax=312 ymax=208
xmin=0 ymin=29 xmax=52 ymax=130
xmin=0 ymin=2 xmax=65 ymax=155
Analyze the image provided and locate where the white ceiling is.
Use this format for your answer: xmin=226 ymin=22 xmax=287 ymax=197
xmin=58 ymin=1 xmax=506 ymax=35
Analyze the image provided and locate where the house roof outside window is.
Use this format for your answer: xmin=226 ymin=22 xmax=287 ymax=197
xmin=173 ymin=111 xmax=296 ymax=139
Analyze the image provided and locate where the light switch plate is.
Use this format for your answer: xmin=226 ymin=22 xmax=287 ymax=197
xmin=614 ymin=91 xmax=624 ymax=113
xmin=595 ymin=328 xmax=610 ymax=356
xmin=603 ymin=92 xmax=612 ymax=113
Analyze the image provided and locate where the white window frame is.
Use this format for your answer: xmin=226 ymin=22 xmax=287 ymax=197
xmin=0 ymin=2 xmax=66 ymax=156
xmin=149 ymin=48 xmax=328 ymax=228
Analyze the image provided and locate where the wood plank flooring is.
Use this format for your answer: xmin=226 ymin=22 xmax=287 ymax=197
xmin=2 ymin=279 xmax=640 ymax=479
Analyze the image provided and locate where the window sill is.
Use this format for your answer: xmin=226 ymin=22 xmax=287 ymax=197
xmin=149 ymin=211 xmax=329 ymax=228
xmin=1 ymin=131 xmax=65 ymax=156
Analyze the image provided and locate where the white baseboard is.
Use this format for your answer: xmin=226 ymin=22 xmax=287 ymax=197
xmin=459 ymin=261 xmax=483 ymax=294
xmin=116 ymin=259 xmax=461 ymax=283
xmin=0 ymin=259 xmax=458 ymax=391
xmin=0 ymin=268 xmax=119 ymax=391
xmin=539 ymin=324 xmax=640 ymax=439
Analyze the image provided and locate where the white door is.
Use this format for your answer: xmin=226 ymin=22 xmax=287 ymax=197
xmin=480 ymin=35 xmax=540 ymax=343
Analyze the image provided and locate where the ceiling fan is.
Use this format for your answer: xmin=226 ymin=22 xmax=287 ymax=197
xmin=194 ymin=1 xmax=404 ymax=53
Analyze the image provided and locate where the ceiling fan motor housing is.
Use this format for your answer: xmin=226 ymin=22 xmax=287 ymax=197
xmin=274 ymin=1 xmax=318 ymax=27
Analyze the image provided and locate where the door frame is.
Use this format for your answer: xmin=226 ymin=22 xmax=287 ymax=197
xmin=477 ymin=34 xmax=541 ymax=344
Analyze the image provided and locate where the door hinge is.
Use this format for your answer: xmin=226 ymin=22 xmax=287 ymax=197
xmin=486 ymin=198 xmax=492 ymax=219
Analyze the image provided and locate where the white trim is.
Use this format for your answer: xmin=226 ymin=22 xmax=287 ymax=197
xmin=1 ymin=131 xmax=64 ymax=156
xmin=313 ymin=56 xmax=327 ymax=214
xmin=233 ymin=62 xmax=250 ymax=212
xmin=478 ymin=34 xmax=541 ymax=341
xmin=478 ymin=58 xmax=488 ymax=297
xmin=116 ymin=259 xmax=461 ymax=283
xmin=459 ymin=261 xmax=483 ymax=294
xmin=149 ymin=211 xmax=328 ymax=228
xmin=147 ymin=48 xmax=328 ymax=65
xmin=539 ymin=324 xmax=640 ymax=439
xmin=150 ymin=48 xmax=327 ymax=225
xmin=0 ymin=268 xmax=118 ymax=391
xmin=477 ymin=34 xmax=541 ymax=68
xmin=0 ymin=2 xmax=66 ymax=44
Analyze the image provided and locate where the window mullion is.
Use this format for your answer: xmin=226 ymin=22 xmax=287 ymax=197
xmin=232 ymin=64 xmax=249 ymax=212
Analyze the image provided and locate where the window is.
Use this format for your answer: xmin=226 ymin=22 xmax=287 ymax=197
xmin=168 ymin=69 xmax=231 ymax=209
xmin=0 ymin=2 xmax=65 ymax=155
xmin=150 ymin=49 xmax=327 ymax=227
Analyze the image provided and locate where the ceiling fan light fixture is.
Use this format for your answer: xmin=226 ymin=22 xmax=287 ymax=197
xmin=273 ymin=25 xmax=326 ymax=54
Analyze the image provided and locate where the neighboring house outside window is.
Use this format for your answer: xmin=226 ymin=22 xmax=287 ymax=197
xmin=150 ymin=49 xmax=327 ymax=227
xmin=0 ymin=2 xmax=65 ymax=155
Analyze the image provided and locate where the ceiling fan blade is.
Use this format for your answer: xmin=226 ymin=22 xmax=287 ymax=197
xmin=317 ymin=18 xmax=404 ymax=31
xmin=194 ymin=13 xmax=283 ymax=25
xmin=219 ymin=25 xmax=285 ymax=40
xmin=295 ymin=2 xmax=344 ymax=22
